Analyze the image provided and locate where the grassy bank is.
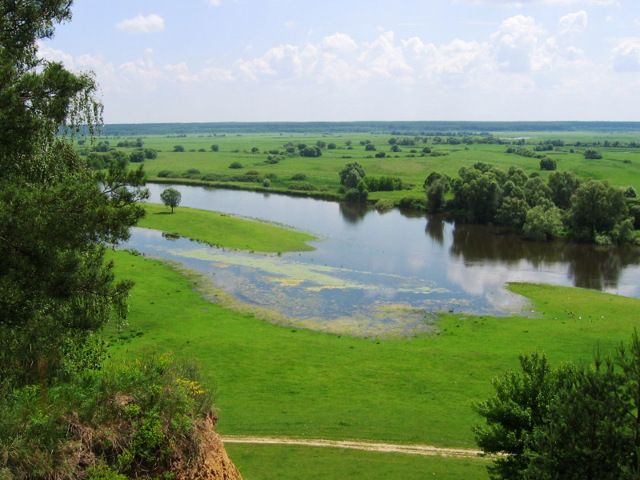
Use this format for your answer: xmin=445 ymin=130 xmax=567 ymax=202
xmin=108 ymin=250 xmax=640 ymax=448
xmin=137 ymin=202 xmax=316 ymax=252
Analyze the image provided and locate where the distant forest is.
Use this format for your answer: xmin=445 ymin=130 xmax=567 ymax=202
xmin=99 ymin=121 xmax=640 ymax=137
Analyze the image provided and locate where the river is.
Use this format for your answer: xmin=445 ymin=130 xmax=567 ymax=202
xmin=122 ymin=184 xmax=640 ymax=336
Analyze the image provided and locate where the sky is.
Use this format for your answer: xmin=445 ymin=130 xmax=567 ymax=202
xmin=39 ymin=0 xmax=640 ymax=124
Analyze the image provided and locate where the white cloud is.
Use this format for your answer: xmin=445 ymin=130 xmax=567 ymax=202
xmin=490 ymin=15 xmax=544 ymax=72
xmin=559 ymin=10 xmax=588 ymax=33
xmin=116 ymin=14 xmax=164 ymax=34
xmin=208 ymin=0 xmax=222 ymax=6
xmin=611 ymin=38 xmax=640 ymax=72
xmin=321 ymin=33 xmax=358 ymax=53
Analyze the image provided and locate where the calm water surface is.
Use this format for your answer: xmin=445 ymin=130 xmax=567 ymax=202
xmin=123 ymin=184 xmax=640 ymax=336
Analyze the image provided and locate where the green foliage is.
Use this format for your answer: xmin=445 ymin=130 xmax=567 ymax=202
xmin=0 ymin=352 xmax=213 ymax=478
xmin=522 ymin=204 xmax=563 ymax=241
xmin=539 ymin=157 xmax=556 ymax=171
xmin=228 ymin=161 xmax=243 ymax=169
xmin=339 ymin=162 xmax=365 ymax=189
xmin=476 ymin=332 xmax=640 ymax=480
xmin=173 ymin=145 xmax=185 ymax=152
xmin=583 ymin=149 xmax=602 ymax=159
xmin=300 ymin=146 xmax=322 ymax=157
xmin=160 ymin=188 xmax=181 ymax=213
xmin=568 ymin=179 xmax=628 ymax=242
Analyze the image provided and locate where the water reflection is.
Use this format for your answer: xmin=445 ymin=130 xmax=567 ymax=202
xmin=425 ymin=217 xmax=445 ymax=245
xmin=448 ymin=222 xmax=640 ymax=291
xmin=339 ymin=202 xmax=368 ymax=224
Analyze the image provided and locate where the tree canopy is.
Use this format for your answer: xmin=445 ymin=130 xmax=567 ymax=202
xmin=0 ymin=0 xmax=148 ymax=387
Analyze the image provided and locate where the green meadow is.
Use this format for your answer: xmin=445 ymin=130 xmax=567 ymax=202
xmin=90 ymin=130 xmax=640 ymax=204
xmin=98 ymin=128 xmax=640 ymax=478
xmin=107 ymin=247 xmax=640 ymax=479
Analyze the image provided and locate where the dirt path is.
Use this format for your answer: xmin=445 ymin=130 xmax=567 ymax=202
xmin=221 ymin=436 xmax=486 ymax=459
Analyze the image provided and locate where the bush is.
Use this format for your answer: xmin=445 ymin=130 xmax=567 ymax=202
xmin=288 ymin=182 xmax=316 ymax=191
xmin=0 ymin=352 xmax=213 ymax=478
xmin=291 ymin=173 xmax=307 ymax=181
xmin=228 ymin=162 xmax=243 ymax=169
xmin=397 ymin=196 xmax=428 ymax=211
xmin=375 ymin=199 xmax=395 ymax=211
xmin=157 ymin=170 xmax=176 ymax=178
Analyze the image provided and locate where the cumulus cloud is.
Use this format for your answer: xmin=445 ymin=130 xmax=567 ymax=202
xmin=490 ymin=15 xmax=544 ymax=72
xmin=559 ymin=10 xmax=588 ymax=33
xmin=116 ymin=14 xmax=164 ymax=34
xmin=612 ymin=38 xmax=640 ymax=72
xmin=321 ymin=33 xmax=358 ymax=53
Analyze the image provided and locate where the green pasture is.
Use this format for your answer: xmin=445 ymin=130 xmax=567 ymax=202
xmin=93 ymin=132 xmax=640 ymax=202
xmin=225 ymin=443 xmax=488 ymax=480
xmin=107 ymin=250 xmax=640 ymax=465
xmin=138 ymin=203 xmax=316 ymax=252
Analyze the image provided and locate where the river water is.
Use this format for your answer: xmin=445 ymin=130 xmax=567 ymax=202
xmin=123 ymin=184 xmax=640 ymax=336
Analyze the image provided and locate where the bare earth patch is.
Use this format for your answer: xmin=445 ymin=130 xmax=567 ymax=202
xmin=221 ymin=436 xmax=486 ymax=459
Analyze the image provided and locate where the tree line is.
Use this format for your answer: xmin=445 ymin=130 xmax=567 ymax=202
xmin=424 ymin=163 xmax=640 ymax=245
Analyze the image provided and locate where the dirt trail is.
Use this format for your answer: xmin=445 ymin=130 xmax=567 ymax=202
xmin=221 ymin=436 xmax=486 ymax=459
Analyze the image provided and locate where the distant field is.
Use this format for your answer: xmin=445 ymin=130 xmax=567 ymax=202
xmin=86 ymin=130 xmax=640 ymax=203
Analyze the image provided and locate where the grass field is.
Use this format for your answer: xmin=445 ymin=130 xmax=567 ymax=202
xmin=88 ymin=131 xmax=640 ymax=203
xmin=138 ymin=203 xmax=316 ymax=252
xmin=107 ymin=249 xmax=640 ymax=479
xmin=100 ymin=128 xmax=640 ymax=478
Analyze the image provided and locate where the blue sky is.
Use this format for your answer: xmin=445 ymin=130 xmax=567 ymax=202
xmin=40 ymin=0 xmax=640 ymax=123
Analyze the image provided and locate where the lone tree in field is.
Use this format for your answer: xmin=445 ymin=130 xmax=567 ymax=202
xmin=161 ymin=188 xmax=182 ymax=213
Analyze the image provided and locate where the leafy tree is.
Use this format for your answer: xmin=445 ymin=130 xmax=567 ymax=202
xmin=624 ymin=186 xmax=637 ymax=198
xmin=300 ymin=146 xmax=322 ymax=157
xmin=339 ymin=162 xmax=365 ymax=189
xmin=567 ymin=179 xmax=628 ymax=242
xmin=316 ymin=140 xmax=326 ymax=148
xmin=211 ymin=144 xmax=219 ymax=152
xmin=173 ymin=145 xmax=185 ymax=152
xmin=129 ymin=150 xmax=145 ymax=163
xmin=327 ymin=143 xmax=337 ymax=149
xmin=477 ymin=333 xmax=640 ymax=480
xmin=523 ymin=177 xmax=552 ymax=207
xmin=496 ymin=197 xmax=529 ymax=228
xmin=364 ymin=143 xmax=376 ymax=151
xmin=160 ymin=188 xmax=181 ymax=213
xmin=548 ymin=171 xmax=581 ymax=210
xmin=522 ymin=204 xmax=563 ymax=241
xmin=539 ymin=157 xmax=556 ymax=171
xmin=474 ymin=353 xmax=566 ymax=480
xmin=426 ymin=178 xmax=449 ymax=213
xmin=0 ymin=0 xmax=148 ymax=387
xmin=583 ymin=149 xmax=602 ymax=159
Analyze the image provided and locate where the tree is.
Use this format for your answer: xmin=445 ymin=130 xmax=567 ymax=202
xmin=300 ymin=146 xmax=322 ymax=157
xmin=522 ymin=204 xmax=563 ymax=241
xmin=474 ymin=353 xmax=565 ymax=480
xmin=211 ymin=144 xmax=219 ymax=152
xmin=339 ymin=162 xmax=365 ymax=189
xmin=365 ymin=143 xmax=376 ymax=151
xmin=583 ymin=149 xmax=602 ymax=159
xmin=476 ymin=333 xmax=640 ymax=480
xmin=160 ymin=188 xmax=181 ymax=213
xmin=0 ymin=0 xmax=148 ymax=387
xmin=567 ymin=179 xmax=628 ymax=242
xmin=539 ymin=157 xmax=556 ymax=171
xmin=173 ymin=145 xmax=185 ymax=152
xmin=548 ymin=171 xmax=580 ymax=210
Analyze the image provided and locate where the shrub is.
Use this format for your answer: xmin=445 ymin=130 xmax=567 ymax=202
xmin=291 ymin=173 xmax=307 ymax=181
xmin=228 ymin=162 xmax=243 ymax=169
xmin=157 ymin=170 xmax=176 ymax=178
xmin=288 ymin=182 xmax=316 ymax=191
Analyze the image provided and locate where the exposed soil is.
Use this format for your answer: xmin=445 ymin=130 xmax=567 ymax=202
xmin=221 ymin=435 xmax=486 ymax=459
